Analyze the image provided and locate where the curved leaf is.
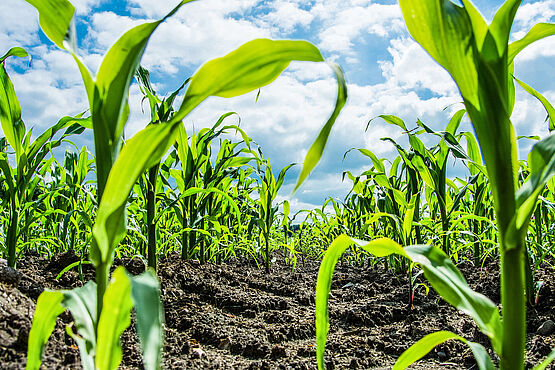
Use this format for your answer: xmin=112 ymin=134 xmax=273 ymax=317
xmin=91 ymin=122 xmax=178 ymax=267
xmin=393 ymin=330 xmax=494 ymax=370
xmin=26 ymin=291 xmax=65 ymax=370
xmin=96 ymin=267 xmax=133 ymax=370
xmin=130 ymin=269 xmax=164 ymax=370
xmin=295 ymin=63 xmax=346 ymax=190
xmin=404 ymin=245 xmax=501 ymax=353
xmin=514 ymin=77 xmax=554 ymax=132
xmin=509 ymin=23 xmax=555 ymax=63
xmin=61 ymin=282 xmax=98 ymax=368
xmin=315 ymin=235 xmax=406 ymax=369
xmin=173 ymin=39 xmax=325 ymax=121
xmin=509 ymin=134 xmax=555 ymax=246
xmin=24 ymin=0 xmax=76 ymax=50
xmin=534 ymin=347 xmax=555 ymax=370
xmin=0 ymin=47 xmax=29 ymax=160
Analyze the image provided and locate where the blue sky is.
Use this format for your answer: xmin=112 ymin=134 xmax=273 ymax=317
xmin=0 ymin=0 xmax=554 ymax=213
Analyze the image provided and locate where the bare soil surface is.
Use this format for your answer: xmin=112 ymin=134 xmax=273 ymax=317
xmin=1 ymin=251 xmax=554 ymax=369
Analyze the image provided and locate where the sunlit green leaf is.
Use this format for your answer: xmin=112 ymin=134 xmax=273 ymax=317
xmin=130 ymin=269 xmax=164 ymax=370
xmin=26 ymin=291 xmax=65 ymax=370
xmin=96 ymin=267 xmax=133 ymax=370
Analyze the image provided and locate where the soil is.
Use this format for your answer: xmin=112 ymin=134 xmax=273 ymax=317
xmin=1 ymin=251 xmax=554 ymax=369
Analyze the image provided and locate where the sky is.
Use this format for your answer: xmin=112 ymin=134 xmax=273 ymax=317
xmin=0 ymin=0 xmax=554 ymax=215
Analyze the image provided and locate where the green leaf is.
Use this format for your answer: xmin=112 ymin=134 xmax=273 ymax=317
xmin=488 ymin=0 xmax=521 ymax=58
xmin=370 ymin=114 xmax=408 ymax=131
xmin=26 ymin=291 xmax=65 ymax=370
xmin=534 ymin=347 xmax=555 ymax=370
xmin=0 ymin=47 xmax=29 ymax=160
xmin=514 ymin=77 xmax=554 ymax=132
xmin=61 ymin=282 xmax=98 ymax=369
xmin=24 ymin=0 xmax=76 ymax=50
xmin=173 ymin=39 xmax=325 ymax=121
xmin=295 ymin=63 xmax=347 ymax=190
xmin=91 ymin=122 xmax=179 ymax=267
xmin=403 ymin=194 xmax=417 ymax=243
xmin=398 ymin=0 xmax=479 ymax=106
xmin=130 ymin=270 xmax=164 ymax=370
xmin=356 ymin=148 xmax=385 ymax=173
xmin=510 ymin=134 xmax=555 ymax=246
xmin=411 ymin=155 xmax=436 ymax=189
xmin=91 ymin=0 xmax=194 ymax=198
xmin=393 ymin=331 xmax=494 ymax=370
xmin=282 ymin=200 xmax=290 ymax=227
xmin=0 ymin=47 xmax=29 ymax=63
xmin=509 ymin=23 xmax=555 ymax=63
xmin=404 ymin=245 xmax=502 ymax=353
xmin=315 ymin=235 xmax=406 ymax=369
xmin=96 ymin=267 xmax=133 ymax=370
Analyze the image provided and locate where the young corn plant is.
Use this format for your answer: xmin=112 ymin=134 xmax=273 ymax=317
xmin=0 ymin=46 xmax=89 ymax=268
xmin=314 ymin=1 xmax=555 ymax=369
xmin=23 ymin=1 xmax=346 ymax=369
xmin=254 ymin=158 xmax=295 ymax=273
xmin=134 ymin=65 xmax=188 ymax=270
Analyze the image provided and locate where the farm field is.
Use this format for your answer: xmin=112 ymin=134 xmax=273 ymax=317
xmin=1 ymin=0 xmax=554 ymax=369
xmin=2 ymin=252 xmax=553 ymax=369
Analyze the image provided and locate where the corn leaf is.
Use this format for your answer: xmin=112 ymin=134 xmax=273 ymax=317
xmin=508 ymin=23 xmax=555 ymax=63
xmin=96 ymin=267 xmax=133 ymax=370
xmin=315 ymin=235 xmax=502 ymax=369
xmin=315 ymin=235 xmax=406 ymax=369
xmin=488 ymin=0 xmax=521 ymax=58
xmin=26 ymin=291 xmax=65 ymax=370
xmin=393 ymin=331 xmax=494 ymax=370
xmin=514 ymin=77 xmax=554 ymax=132
xmin=173 ymin=39 xmax=324 ymax=121
xmin=510 ymin=134 xmax=555 ymax=245
xmin=404 ymin=245 xmax=502 ymax=353
xmin=398 ymin=0 xmax=478 ymax=106
xmin=0 ymin=47 xmax=29 ymax=161
xmin=130 ymin=269 xmax=164 ymax=370
xmin=370 ymin=114 xmax=408 ymax=131
xmin=24 ymin=0 xmax=76 ymax=50
xmin=534 ymin=348 xmax=555 ymax=370
xmin=61 ymin=282 xmax=98 ymax=369
xmin=91 ymin=122 xmax=178 ymax=267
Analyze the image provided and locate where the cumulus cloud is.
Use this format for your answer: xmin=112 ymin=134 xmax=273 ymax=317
xmin=314 ymin=2 xmax=403 ymax=55
xmin=261 ymin=1 xmax=314 ymax=33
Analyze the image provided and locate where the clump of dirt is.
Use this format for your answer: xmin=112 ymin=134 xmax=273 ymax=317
xmin=1 ymin=251 xmax=554 ymax=369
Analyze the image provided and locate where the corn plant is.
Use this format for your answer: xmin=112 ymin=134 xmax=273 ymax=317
xmin=22 ymin=0 xmax=346 ymax=368
xmin=0 ymin=47 xmax=90 ymax=268
xmin=314 ymin=1 xmax=555 ymax=369
xmin=254 ymin=157 xmax=295 ymax=272
xmin=134 ymin=65 xmax=188 ymax=270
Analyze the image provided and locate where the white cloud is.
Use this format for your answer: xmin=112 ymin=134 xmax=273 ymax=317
xmin=262 ymin=1 xmax=314 ymax=33
xmin=513 ymin=1 xmax=555 ymax=31
xmin=379 ymin=38 xmax=457 ymax=97
xmin=86 ymin=1 xmax=272 ymax=75
xmin=0 ymin=0 xmax=39 ymax=47
xmin=73 ymin=0 xmax=107 ymax=14
xmin=315 ymin=2 xmax=403 ymax=55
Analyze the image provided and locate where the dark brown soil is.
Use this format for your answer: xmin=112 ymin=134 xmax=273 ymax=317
xmin=1 ymin=251 xmax=554 ymax=369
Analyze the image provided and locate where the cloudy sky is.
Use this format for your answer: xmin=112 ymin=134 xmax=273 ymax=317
xmin=0 ymin=0 xmax=553 ymax=213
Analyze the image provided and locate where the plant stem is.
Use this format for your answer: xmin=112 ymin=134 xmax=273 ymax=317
xmin=6 ymin=200 xmax=19 ymax=268
xmin=499 ymin=245 xmax=526 ymax=370
xmin=95 ymin=262 xmax=108 ymax=330
xmin=146 ymin=163 xmax=159 ymax=270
